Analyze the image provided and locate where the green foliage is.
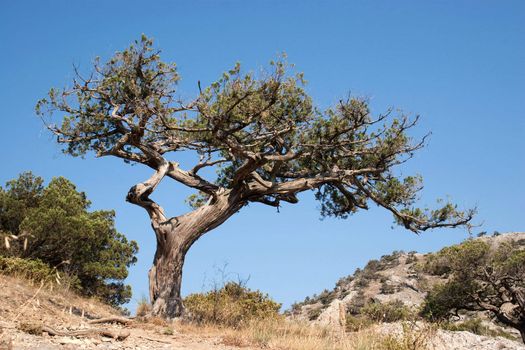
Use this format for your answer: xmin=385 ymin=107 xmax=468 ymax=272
xmin=441 ymin=318 xmax=517 ymax=340
xmin=346 ymin=291 xmax=367 ymax=315
xmin=422 ymin=240 xmax=490 ymax=277
xmin=0 ymin=256 xmax=79 ymax=288
xmin=380 ymin=280 xmax=398 ymax=294
xmin=346 ymin=300 xmax=413 ymax=332
xmin=405 ymin=251 xmax=418 ymax=264
xmin=420 ymin=236 xmax=525 ymax=340
xmin=37 ymin=36 xmax=474 ymax=234
xmin=0 ymin=172 xmax=138 ymax=306
xmin=317 ymin=289 xmax=336 ymax=306
xmin=184 ymin=281 xmax=281 ymax=328
xmin=420 ymin=281 xmax=475 ymax=320
xmin=361 ymin=300 xmax=412 ymax=323
xmin=162 ymin=327 xmax=174 ymax=335
xmin=345 ymin=314 xmax=375 ymax=332
xmin=307 ymin=307 xmax=323 ymax=321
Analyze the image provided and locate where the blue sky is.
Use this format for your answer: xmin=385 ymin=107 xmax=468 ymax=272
xmin=1 ymin=1 xmax=524 ymax=312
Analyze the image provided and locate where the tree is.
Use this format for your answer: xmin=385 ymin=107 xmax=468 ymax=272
xmin=37 ymin=35 xmax=474 ymax=318
xmin=421 ymin=239 xmax=525 ymax=343
xmin=0 ymin=172 xmax=138 ymax=306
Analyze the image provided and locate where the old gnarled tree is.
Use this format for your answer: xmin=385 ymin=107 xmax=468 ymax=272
xmin=37 ymin=36 xmax=474 ymax=318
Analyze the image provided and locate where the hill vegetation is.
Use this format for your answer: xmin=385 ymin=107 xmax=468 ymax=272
xmin=0 ymin=172 xmax=138 ymax=307
xmin=289 ymin=232 xmax=525 ymax=344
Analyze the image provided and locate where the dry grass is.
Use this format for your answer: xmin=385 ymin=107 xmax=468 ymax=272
xmin=0 ymin=273 xmax=120 ymax=327
xmin=177 ymin=318 xmax=435 ymax=350
xmin=136 ymin=295 xmax=152 ymax=317
xmin=0 ymin=271 xmax=436 ymax=350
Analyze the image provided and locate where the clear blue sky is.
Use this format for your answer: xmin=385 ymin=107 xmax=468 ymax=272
xmin=1 ymin=1 xmax=524 ymax=312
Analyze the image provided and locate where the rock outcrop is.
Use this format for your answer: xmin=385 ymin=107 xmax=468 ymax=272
xmin=289 ymin=232 xmax=525 ymax=348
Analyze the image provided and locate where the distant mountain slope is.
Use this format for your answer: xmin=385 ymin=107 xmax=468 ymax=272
xmin=289 ymin=232 xmax=525 ymax=341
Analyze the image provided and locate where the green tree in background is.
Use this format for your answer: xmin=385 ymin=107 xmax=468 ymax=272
xmin=0 ymin=172 xmax=138 ymax=306
xmin=421 ymin=238 xmax=525 ymax=343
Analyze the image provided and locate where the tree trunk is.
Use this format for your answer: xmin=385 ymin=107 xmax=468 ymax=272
xmin=519 ymin=324 xmax=525 ymax=344
xmin=148 ymin=244 xmax=185 ymax=317
xmin=147 ymin=190 xmax=244 ymax=318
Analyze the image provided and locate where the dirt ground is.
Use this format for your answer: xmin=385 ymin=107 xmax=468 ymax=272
xmin=0 ymin=275 xmax=256 ymax=350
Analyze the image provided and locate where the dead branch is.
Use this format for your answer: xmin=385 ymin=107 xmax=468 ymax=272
xmin=136 ymin=334 xmax=172 ymax=343
xmin=19 ymin=322 xmax=130 ymax=341
xmin=87 ymin=316 xmax=133 ymax=326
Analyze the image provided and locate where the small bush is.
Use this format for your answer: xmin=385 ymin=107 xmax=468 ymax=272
xmin=421 ymin=253 xmax=451 ymax=276
xmin=345 ymin=314 xmax=374 ymax=332
xmin=162 ymin=327 xmax=174 ymax=335
xmin=361 ymin=300 xmax=412 ymax=323
xmin=365 ymin=259 xmax=381 ymax=272
xmin=441 ymin=318 xmax=516 ymax=340
xmin=317 ymin=289 xmax=336 ymax=306
xmin=307 ymin=307 xmax=322 ymax=321
xmin=184 ymin=282 xmax=281 ymax=328
xmin=405 ymin=252 xmax=418 ymax=264
xmin=346 ymin=291 xmax=367 ymax=315
xmin=0 ymin=256 xmax=79 ymax=289
xmin=335 ymin=275 xmax=353 ymax=288
xmin=380 ymin=322 xmax=434 ymax=350
xmin=380 ymin=280 xmax=398 ymax=294
xmin=378 ymin=251 xmax=403 ymax=269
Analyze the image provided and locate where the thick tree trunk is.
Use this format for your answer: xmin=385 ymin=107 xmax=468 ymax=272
xmin=148 ymin=244 xmax=185 ymax=317
xmin=147 ymin=189 xmax=244 ymax=318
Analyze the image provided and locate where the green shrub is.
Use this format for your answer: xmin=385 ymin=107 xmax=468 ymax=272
xmin=307 ymin=307 xmax=322 ymax=321
xmin=380 ymin=280 xmax=398 ymax=294
xmin=421 ymin=253 xmax=451 ymax=276
xmin=346 ymin=300 xmax=413 ymax=332
xmin=378 ymin=251 xmax=403 ymax=269
xmin=0 ymin=256 xmax=79 ymax=289
xmin=361 ymin=300 xmax=411 ymax=322
xmin=364 ymin=259 xmax=381 ymax=272
xmin=346 ymin=291 xmax=367 ymax=315
xmin=442 ymin=318 xmax=516 ymax=340
xmin=420 ymin=281 xmax=470 ymax=321
xmin=335 ymin=275 xmax=353 ymax=288
xmin=345 ymin=314 xmax=374 ymax=332
xmin=318 ymin=289 xmax=336 ymax=306
xmin=405 ymin=252 xmax=418 ymax=264
xmin=184 ymin=282 xmax=281 ymax=328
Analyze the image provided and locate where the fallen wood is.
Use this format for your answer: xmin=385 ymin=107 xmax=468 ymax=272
xmin=87 ymin=316 xmax=133 ymax=325
xmin=136 ymin=334 xmax=172 ymax=344
xmin=19 ymin=322 xmax=130 ymax=341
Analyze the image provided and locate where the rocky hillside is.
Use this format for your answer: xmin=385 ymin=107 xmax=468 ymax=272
xmin=289 ymin=232 xmax=525 ymax=344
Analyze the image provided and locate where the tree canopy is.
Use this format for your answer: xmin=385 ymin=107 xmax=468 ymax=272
xmin=36 ymin=35 xmax=473 ymax=232
xmin=0 ymin=172 xmax=138 ymax=306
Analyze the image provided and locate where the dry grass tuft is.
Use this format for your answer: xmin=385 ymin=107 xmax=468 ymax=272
xmin=135 ymin=295 xmax=152 ymax=317
xmin=179 ymin=318 xmax=434 ymax=350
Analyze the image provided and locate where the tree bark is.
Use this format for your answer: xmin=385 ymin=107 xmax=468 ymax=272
xmin=147 ymin=189 xmax=245 ymax=318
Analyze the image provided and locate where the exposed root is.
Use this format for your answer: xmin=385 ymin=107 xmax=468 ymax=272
xmin=18 ymin=322 xmax=130 ymax=341
xmin=136 ymin=334 xmax=172 ymax=344
xmin=87 ymin=316 xmax=133 ymax=326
